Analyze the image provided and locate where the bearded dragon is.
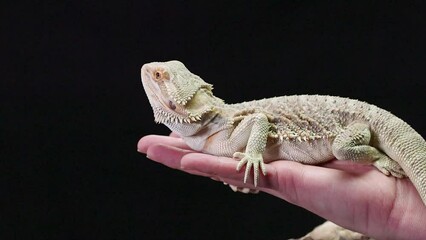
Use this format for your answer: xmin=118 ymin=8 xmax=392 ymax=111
xmin=141 ymin=60 xmax=426 ymax=239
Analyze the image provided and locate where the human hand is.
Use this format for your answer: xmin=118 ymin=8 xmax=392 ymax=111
xmin=137 ymin=134 xmax=426 ymax=240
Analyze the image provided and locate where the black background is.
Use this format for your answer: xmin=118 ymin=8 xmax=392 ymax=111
xmin=3 ymin=1 xmax=426 ymax=239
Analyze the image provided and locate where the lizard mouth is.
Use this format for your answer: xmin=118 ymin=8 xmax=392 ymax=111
xmin=142 ymin=71 xmax=174 ymax=110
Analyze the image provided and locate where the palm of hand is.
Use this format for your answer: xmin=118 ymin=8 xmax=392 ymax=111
xmin=138 ymin=134 xmax=426 ymax=240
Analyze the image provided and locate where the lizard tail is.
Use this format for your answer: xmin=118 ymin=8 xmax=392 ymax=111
xmin=384 ymin=126 xmax=426 ymax=206
xmin=372 ymin=109 xmax=426 ymax=206
xmin=400 ymin=151 xmax=426 ymax=206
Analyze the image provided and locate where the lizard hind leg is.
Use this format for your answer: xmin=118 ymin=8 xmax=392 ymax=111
xmin=332 ymin=122 xmax=406 ymax=178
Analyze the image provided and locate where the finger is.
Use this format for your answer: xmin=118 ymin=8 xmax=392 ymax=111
xmin=143 ymin=143 xmax=246 ymax=181
xmin=137 ymin=135 xmax=191 ymax=153
xmin=169 ymin=132 xmax=181 ymax=138
xmin=145 ymin=143 xmax=232 ymax=179
xmin=181 ymin=153 xmax=244 ymax=179
xmin=145 ymin=143 xmax=194 ymax=170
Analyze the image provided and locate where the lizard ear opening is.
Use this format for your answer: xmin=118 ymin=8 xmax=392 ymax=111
xmin=168 ymin=100 xmax=176 ymax=110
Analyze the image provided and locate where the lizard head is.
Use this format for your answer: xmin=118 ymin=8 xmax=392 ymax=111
xmin=141 ymin=60 xmax=221 ymax=124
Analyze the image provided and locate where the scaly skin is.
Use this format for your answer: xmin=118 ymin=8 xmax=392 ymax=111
xmin=141 ymin=60 xmax=426 ymax=209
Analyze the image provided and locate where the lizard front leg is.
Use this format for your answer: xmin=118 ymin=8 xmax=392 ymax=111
xmin=231 ymin=113 xmax=270 ymax=187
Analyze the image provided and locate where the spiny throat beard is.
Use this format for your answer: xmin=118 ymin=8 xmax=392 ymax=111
xmin=153 ymin=89 xmax=217 ymax=124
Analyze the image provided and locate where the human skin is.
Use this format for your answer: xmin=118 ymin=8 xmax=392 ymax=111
xmin=137 ymin=134 xmax=426 ymax=240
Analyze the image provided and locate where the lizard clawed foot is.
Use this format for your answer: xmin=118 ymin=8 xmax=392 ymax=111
xmin=223 ymin=182 xmax=260 ymax=194
xmin=233 ymin=152 xmax=267 ymax=187
xmin=373 ymin=158 xmax=407 ymax=178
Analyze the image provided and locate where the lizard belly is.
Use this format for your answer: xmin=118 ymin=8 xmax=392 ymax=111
xmin=263 ymin=139 xmax=335 ymax=164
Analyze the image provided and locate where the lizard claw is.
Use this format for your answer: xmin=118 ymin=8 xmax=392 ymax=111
xmin=233 ymin=152 xmax=267 ymax=187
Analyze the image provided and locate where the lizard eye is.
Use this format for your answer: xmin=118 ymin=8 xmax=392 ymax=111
xmin=153 ymin=70 xmax=170 ymax=81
